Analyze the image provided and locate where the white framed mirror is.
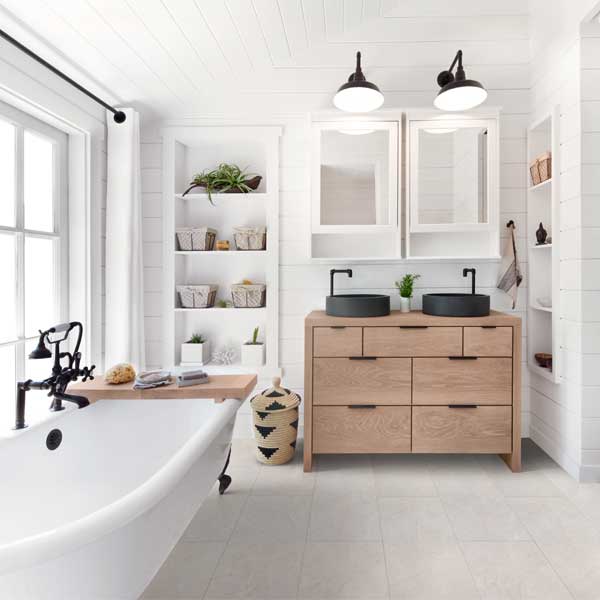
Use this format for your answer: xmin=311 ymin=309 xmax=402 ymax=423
xmin=311 ymin=121 xmax=399 ymax=233
xmin=408 ymin=115 xmax=498 ymax=234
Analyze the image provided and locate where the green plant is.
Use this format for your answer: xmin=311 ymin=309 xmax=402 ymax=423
xmin=190 ymin=163 xmax=258 ymax=204
xmin=186 ymin=333 xmax=205 ymax=344
xmin=216 ymin=299 xmax=232 ymax=308
xmin=395 ymin=274 xmax=420 ymax=298
xmin=246 ymin=326 xmax=262 ymax=345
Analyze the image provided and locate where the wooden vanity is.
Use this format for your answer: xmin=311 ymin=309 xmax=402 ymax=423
xmin=303 ymin=310 xmax=521 ymax=472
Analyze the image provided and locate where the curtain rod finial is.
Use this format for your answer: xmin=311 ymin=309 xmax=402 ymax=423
xmin=506 ymin=220 xmax=515 ymax=228
xmin=113 ymin=111 xmax=126 ymax=123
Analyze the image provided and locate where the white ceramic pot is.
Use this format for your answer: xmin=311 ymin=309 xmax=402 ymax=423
xmin=241 ymin=343 xmax=265 ymax=367
xmin=181 ymin=341 xmax=210 ymax=365
xmin=399 ymin=296 xmax=411 ymax=313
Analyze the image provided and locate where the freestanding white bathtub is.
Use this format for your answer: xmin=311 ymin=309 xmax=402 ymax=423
xmin=0 ymin=398 xmax=241 ymax=599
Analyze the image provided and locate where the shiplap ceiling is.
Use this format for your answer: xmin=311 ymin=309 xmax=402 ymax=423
xmin=0 ymin=0 xmax=530 ymax=119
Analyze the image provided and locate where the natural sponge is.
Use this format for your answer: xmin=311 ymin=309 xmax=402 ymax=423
xmin=104 ymin=363 xmax=136 ymax=384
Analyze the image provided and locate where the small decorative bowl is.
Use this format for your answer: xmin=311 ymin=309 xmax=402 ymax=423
xmin=534 ymin=352 xmax=552 ymax=369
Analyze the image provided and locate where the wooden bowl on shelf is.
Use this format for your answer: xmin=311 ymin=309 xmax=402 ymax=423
xmin=534 ymin=352 xmax=552 ymax=370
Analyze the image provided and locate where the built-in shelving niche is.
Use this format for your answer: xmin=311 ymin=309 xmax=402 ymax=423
xmin=527 ymin=108 xmax=560 ymax=384
xmin=162 ymin=126 xmax=282 ymax=378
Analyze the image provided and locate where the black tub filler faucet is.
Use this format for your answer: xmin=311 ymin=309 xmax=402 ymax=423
xmin=15 ymin=321 xmax=95 ymax=430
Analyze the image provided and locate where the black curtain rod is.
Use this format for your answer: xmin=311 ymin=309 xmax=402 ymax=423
xmin=0 ymin=28 xmax=126 ymax=123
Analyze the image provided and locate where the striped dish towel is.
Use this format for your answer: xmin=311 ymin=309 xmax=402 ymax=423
xmin=497 ymin=221 xmax=522 ymax=309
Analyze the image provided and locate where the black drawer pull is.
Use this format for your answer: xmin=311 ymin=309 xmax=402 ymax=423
xmin=399 ymin=326 xmax=428 ymax=329
xmin=349 ymin=356 xmax=377 ymax=360
xmin=330 ymin=326 xmax=346 ymax=330
xmin=481 ymin=326 xmax=497 ymax=329
xmin=348 ymin=404 xmax=377 ymax=409
xmin=449 ymin=356 xmax=478 ymax=360
xmin=448 ymin=404 xmax=478 ymax=408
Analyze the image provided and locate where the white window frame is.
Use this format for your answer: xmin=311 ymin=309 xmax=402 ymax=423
xmin=0 ymin=99 xmax=68 ymax=420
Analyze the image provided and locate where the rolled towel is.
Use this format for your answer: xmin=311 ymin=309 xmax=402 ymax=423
xmin=133 ymin=370 xmax=172 ymax=390
xmin=179 ymin=369 xmax=208 ymax=381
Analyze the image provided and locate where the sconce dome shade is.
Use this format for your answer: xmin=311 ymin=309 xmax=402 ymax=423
xmin=333 ymin=80 xmax=384 ymax=113
xmin=434 ymin=78 xmax=487 ymax=111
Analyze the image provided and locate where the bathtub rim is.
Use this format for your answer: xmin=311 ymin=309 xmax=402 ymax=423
xmin=0 ymin=397 xmax=241 ymax=575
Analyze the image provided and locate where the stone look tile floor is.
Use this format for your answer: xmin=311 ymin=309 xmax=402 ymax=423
xmin=142 ymin=439 xmax=600 ymax=600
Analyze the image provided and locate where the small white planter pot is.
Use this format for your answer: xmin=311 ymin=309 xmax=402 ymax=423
xmin=399 ymin=297 xmax=411 ymax=313
xmin=181 ymin=341 xmax=210 ymax=365
xmin=241 ymin=343 xmax=265 ymax=367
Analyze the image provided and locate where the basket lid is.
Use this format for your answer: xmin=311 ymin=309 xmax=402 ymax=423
xmin=250 ymin=377 xmax=301 ymax=412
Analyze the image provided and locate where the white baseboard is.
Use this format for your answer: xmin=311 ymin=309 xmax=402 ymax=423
xmin=529 ymin=423 xmax=581 ymax=480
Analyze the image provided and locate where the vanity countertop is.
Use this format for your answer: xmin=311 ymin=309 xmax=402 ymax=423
xmin=305 ymin=309 xmax=521 ymax=327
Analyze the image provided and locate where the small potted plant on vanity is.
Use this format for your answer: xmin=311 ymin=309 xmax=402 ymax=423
xmin=181 ymin=333 xmax=210 ymax=366
xmin=241 ymin=326 xmax=265 ymax=367
xmin=395 ymin=274 xmax=420 ymax=313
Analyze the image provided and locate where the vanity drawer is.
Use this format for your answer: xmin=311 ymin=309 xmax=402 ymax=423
xmin=464 ymin=327 xmax=513 ymax=357
xmin=413 ymin=357 xmax=512 ymax=405
xmin=363 ymin=326 xmax=462 ymax=357
xmin=412 ymin=406 xmax=512 ymax=453
xmin=313 ymin=406 xmax=411 ymax=453
xmin=313 ymin=358 xmax=411 ymax=405
xmin=313 ymin=327 xmax=362 ymax=357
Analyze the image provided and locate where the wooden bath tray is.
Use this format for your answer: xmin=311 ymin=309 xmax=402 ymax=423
xmin=71 ymin=374 xmax=257 ymax=404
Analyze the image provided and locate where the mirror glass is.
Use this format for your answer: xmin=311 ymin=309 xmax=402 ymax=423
xmin=416 ymin=126 xmax=488 ymax=225
xmin=320 ymin=129 xmax=390 ymax=226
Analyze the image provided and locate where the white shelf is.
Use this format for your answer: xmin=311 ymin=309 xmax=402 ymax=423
xmin=529 ymin=362 xmax=555 ymax=382
xmin=175 ymin=250 xmax=268 ymax=256
xmin=530 ymin=303 xmax=552 ymax=313
xmin=526 ymin=106 xmax=560 ymax=385
xmin=174 ymin=192 xmax=269 ymax=200
xmin=174 ymin=307 xmax=267 ymax=314
xmin=529 ymin=178 xmax=552 ymax=191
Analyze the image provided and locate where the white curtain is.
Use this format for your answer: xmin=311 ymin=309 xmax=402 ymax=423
xmin=105 ymin=108 xmax=145 ymax=370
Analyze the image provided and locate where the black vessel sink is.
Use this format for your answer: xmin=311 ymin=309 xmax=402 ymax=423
xmin=326 ymin=294 xmax=390 ymax=318
xmin=422 ymin=293 xmax=490 ymax=317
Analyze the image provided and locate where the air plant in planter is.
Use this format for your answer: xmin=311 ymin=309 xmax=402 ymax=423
xmin=181 ymin=333 xmax=210 ymax=366
xmin=181 ymin=163 xmax=262 ymax=204
xmin=395 ymin=274 xmax=420 ymax=313
xmin=241 ymin=326 xmax=265 ymax=368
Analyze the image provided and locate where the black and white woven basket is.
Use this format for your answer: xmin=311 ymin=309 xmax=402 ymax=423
xmin=250 ymin=377 xmax=301 ymax=465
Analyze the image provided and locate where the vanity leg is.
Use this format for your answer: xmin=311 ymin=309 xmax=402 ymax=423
xmin=304 ymin=449 xmax=313 ymax=472
xmin=218 ymin=447 xmax=232 ymax=494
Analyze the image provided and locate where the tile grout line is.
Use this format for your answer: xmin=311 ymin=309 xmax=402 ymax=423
xmin=201 ymin=444 xmax=262 ymax=600
xmin=295 ymin=449 xmax=317 ymax=600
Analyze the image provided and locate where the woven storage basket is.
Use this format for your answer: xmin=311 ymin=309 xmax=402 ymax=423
xmin=538 ymin=152 xmax=552 ymax=182
xmin=529 ymin=160 xmax=541 ymax=186
xmin=233 ymin=226 xmax=267 ymax=251
xmin=231 ymin=283 xmax=266 ymax=308
xmin=176 ymin=227 xmax=217 ymax=251
xmin=177 ymin=284 xmax=218 ymax=308
xmin=250 ymin=377 xmax=301 ymax=465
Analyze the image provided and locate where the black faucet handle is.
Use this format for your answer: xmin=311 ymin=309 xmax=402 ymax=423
xmin=81 ymin=364 xmax=95 ymax=382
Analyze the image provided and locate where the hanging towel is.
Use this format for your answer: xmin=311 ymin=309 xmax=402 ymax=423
xmin=497 ymin=221 xmax=522 ymax=309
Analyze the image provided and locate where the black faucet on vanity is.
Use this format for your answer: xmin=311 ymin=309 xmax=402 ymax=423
xmin=463 ymin=268 xmax=477 ymax=295
xmin=15 ymin=321 xmax=95 ymax=430
xmin=330 ymin=269 xmax=353 ymax=296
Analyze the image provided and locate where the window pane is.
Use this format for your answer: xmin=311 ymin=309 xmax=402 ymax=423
xmin=25 ymin=237 xmax=56 ymax=337
xmin=0 ymin=344 xmax=16 ymax=432
xmin=0 ymin=234 xmax=17 ymax=343
xmin=24 ymin=130 xmax=54 ymax=232
xmin=0 ymin=119 xmax=15 ymax=227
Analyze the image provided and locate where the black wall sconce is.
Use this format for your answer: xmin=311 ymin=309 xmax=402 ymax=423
xmin=434 ymin=49 xmax=487 ymax=111
xmin=333 ymin=51 xmax=384 ymax=113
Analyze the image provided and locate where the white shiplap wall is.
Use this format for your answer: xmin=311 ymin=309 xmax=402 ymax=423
xmin=140 ymin=74 xmax=531 ymax=438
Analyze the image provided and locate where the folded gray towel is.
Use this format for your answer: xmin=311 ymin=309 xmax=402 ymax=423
xmin=133 ymin=370 xmax=172 ymax=390
xmin=177 ymin=376 xmax=210 ymax=388
xmin=179 ymin=369 xmax=208 ymax=381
